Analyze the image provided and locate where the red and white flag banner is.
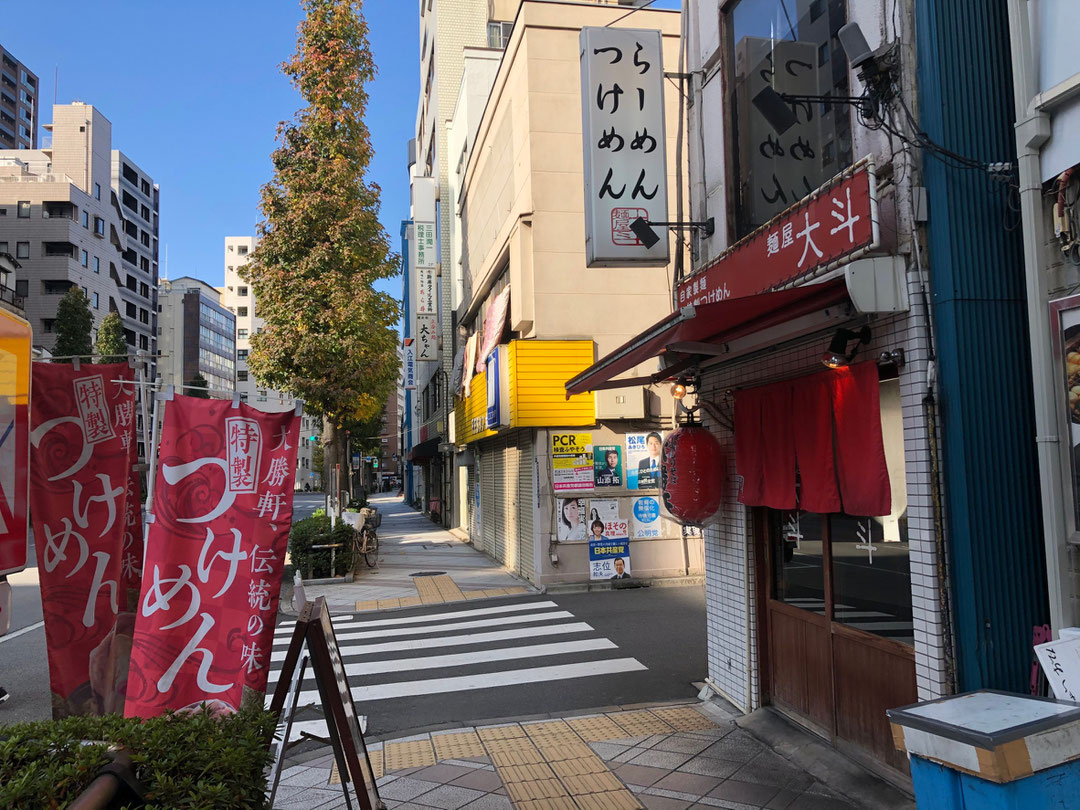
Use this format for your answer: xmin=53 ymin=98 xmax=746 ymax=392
xmin=30 ymin=361 xmax=141 ymax=718
xmin=125 ymin=396 xmax=300 ymax=719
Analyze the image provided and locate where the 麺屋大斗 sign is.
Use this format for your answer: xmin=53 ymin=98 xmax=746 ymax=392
xmin=31 ymin=362 xmax=141 ymax=717
xmin=125 ymin=396 xmax=300 ymax=718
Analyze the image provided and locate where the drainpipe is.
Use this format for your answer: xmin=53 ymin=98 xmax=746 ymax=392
xmin=1006 ymin=0 xmax=1070 ymax=631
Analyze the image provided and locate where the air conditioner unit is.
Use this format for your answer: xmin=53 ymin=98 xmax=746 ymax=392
xmin=594 ymin=387 xmax=646 ymax=420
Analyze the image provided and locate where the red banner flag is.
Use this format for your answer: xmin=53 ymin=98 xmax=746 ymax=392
xmin=125 ymin=396 xmax=300 ymax=718
xmin=30 ymin=362 xmax=140 ymax=717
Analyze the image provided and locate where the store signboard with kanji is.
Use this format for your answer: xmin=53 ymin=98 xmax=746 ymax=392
xmin=0 ymin=308 xmax=29 ymax=578
xmin=676 ymin=161 xmax=879 ymax=305
xmin=416 ymin=315 xmax=438 ymax=362
xmin=580 ymin=26 xmax=669 ymax=267
xmin=413 ymin=223 xmax=437 ymax=316
xmin=403 ymin=338 xmax=417 ymax=389
xmin=124 ymin=396 xmax=300 ymax=718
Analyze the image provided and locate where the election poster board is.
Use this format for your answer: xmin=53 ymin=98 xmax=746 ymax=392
xmin=125 ymin=396 xmax=300 ymax=718
xmin=626 ymin=431 xmax=664 ymax=490
xmin=552 ymin=432 xmax=593 ymax=492
xmin=593 ymin=444 xmax=623 ymax=488
xmin=632 ymin=496 xmax=662 ymax=538
xmin=588 ymin=498 xmax=631 ymax=580
xmin=30 ymin=362 xmax=140 ymax=717
xmin=556 ymin=497 xmax=587 ymax=542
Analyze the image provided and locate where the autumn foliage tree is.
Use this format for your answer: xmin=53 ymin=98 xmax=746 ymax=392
xmin=243 ymin=0 xmax=400 ymax=503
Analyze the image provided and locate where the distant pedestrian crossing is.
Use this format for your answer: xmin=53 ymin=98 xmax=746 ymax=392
xmin=265 ymin=597 xmax=646 ymax=721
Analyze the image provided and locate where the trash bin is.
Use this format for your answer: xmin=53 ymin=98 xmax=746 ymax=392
xmin=888 ymin=690 xmax=1080 ymax=809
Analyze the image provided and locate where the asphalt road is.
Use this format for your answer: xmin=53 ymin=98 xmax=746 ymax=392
xmin=272 ymin=585 xmax=709 ymax=741
xmin=292 ymin=491 xmax=328 ymax=521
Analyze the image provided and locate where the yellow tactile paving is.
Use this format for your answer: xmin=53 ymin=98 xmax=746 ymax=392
xmin=649 ymin=705 xmax=718 ymax=731
xmin=574 ymin=790 xmax=645 ymax=809
xmin=535 ymin=741 xmax=596 ymax=762
xmin=329 ymin=762 xmax=340 ymax=785
xmin=491 ymin=748 xmax=547 ymax=767
xmin=514 ymin=797 xmax=578 ymax=810
xmin=566 ymin=714 xmax=627 ymax=742
xmin=498 ymin=762 xmax=557 ymax=783
xmin=477 ymin=724 xmax=527 ymax=742
xmin=484 ymin=737 xmax=541 ymax=755
xmin=463 ymin=590 xmax=488 ymax=599
xmin=431 ymin=731 xmax=486 ymax=760
xmin=383 ymin=738 xmax=435 ymax=772
xmin=377 ymin=598 xmax=401 ymax=609
xmin=560 ymin=770 xmax=625 ymax=796
xmin=504 ymin=777 xmax=571 ymax=802
xmin=608 ymin=710 xmax=675 ymax=737
xmin=369 ymin=749 xmax=384 ymax=780
xmin=549 ymin=755 xmax=609 ymax=779
xmin=483 ymin=588 xmax=511 ymax=596
xmin=398 ymin=595 xmax=423 ymax=607
xmin=505 ymin=586 xmax=529 ymax=594
xmin=354 ymin=600 xmax=380 ymax=611
xmin=432 ymin=574 xmax=466 ymax=601
xmin=413 ymin=576 xmax=445 ymax=604
xmin=522 ymin=720 xmax=574 ymax=737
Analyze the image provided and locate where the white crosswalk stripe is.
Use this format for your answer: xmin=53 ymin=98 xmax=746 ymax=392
xmin=264 ymin=597 xmax=646 ymax=710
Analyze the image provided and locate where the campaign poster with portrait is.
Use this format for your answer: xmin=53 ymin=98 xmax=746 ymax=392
xmin=556 ymin=497 xmax=587 ymax=542
xmin=626 ymin=431 xmax=664 ymax=490
xmin=631 ymin=496 xmax=661 ymax=538
xmin=588 ymin=499 xmax=631 ymax=580
xmin=552 ymin=432 xmax=593 ymax=492
xmin=593 ymin=445 xmax=622 ymax=488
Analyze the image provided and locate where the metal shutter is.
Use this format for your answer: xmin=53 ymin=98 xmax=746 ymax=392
xmin=481 ymin=442 xmax=496 ymax=557
xmin=493 ymin=435 xmax=508 ymax=565
xmin=517 ymin=434 xmax=536 ymax=583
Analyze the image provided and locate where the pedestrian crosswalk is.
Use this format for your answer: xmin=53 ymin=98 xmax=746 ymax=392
xmin=265 ymin=597 xmax=646 ymax=723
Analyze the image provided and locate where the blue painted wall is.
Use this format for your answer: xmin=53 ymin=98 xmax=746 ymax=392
xmin=915 ymin=0 xmax=1048 ymax=691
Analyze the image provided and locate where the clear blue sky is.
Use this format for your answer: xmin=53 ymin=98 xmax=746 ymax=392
xmin=6 ymin=0 xmax=679 ymax=305
xmin=5 ymin=0 xmax=418 ymax=302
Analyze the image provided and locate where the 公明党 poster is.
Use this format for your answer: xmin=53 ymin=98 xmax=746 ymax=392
xmin=632 ymin=496 xmax=661 ymax=538
xmin=626 ymin=431 xmax=664 ymax=490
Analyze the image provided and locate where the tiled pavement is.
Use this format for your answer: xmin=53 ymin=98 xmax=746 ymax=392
xmin=272 ymin=701 xmax=861 ymax=810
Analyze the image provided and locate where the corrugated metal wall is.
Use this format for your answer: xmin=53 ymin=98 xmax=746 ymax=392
xmin=916 ymin=0 xmax=1049 ymax=691
xmin=517 ymin=437 xmax=535 ymax=582
xmin=481 ymin=446 xmax=496 ymax=557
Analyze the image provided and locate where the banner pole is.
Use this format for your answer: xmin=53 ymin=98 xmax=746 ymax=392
xmin=144 ymin=383 xmax=171 ymax=521
xmin=136 ymin=352 xmax=151 ymax=466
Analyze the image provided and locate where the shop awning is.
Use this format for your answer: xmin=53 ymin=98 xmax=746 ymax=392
xmin=565 ymin=279 xmax=849 ymax=396
xmin=408 ymin=437 xmax=442 ymax=463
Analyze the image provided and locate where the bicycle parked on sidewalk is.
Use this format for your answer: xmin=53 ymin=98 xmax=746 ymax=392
xmin=353 ymin=506 xmax=381 ymax=568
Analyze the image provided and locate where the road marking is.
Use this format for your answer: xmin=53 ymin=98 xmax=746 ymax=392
xmin=0 ymin=620 xmax=43 ymax=643
xmin=267 ymin=637 xmax=618 ymax=687
xmin=268 ymin=717 xmax=368 ymax=741
xmin=291 ymin=658 xmax=646 ymax=705
xmin=269 ymin=621 xmax=596 ymax=663
xmin=276 ymin=600 xmax=557 ymax=631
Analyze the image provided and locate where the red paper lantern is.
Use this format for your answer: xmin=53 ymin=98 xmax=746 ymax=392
xmin=661 ymin=421 xmax=725 ymax=526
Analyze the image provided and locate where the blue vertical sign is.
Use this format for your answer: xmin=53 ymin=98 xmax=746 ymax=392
xmin=485 ymin=349 xmax=500 ymax=430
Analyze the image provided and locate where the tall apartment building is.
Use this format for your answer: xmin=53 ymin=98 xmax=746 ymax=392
xmin=0 ymin=104 xmax=135 ymax=350
xmin=219 ymin=235 xmax=317 ymax=490
xmin=157 ymin=275 xmax=235 ymax=395
xmin=0 ymin=45 xmax=38 ymax=150
xmin=111 ymin=152 xmax=159 ymax=362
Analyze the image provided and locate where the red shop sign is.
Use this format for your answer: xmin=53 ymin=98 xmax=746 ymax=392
xmin=676 ymin=161 xmax=878 ymax=306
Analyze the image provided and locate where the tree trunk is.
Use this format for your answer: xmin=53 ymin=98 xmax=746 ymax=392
xmin=323 ymin=421 xmax=347 ymax=519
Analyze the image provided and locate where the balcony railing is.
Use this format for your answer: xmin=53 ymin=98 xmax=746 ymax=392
xmin=0 ymin=284 xmax=24 ymax=309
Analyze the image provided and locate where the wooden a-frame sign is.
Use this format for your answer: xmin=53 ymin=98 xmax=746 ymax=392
xmin=269 ymin=597 xmax=382 ymax=810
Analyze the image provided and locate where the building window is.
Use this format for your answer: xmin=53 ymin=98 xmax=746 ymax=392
xmin=17 ymin=200 xmax=29 ymax=218
xmin=725 ymin=0 xmax=854 ymax=237
xmin=94 ymin=217 xmax=104 ymax=236
xmin=139 ymin=282 xmax=149 ymax=298
xmin=93 ymin=256 xmax=100 ymax=273
xmin=80 ymin=249 xmax=88 ymax=267
xmin=237 ymin=245 xmax=248 ymax=255
xmin=237 ymin=349 xmax=248 ymax=360
xmin=237 ymin=306 xmax=248 ymax=317
xmin=126 ymin=302 xmax=136 ymax=317
xmin=140 ymin=204 xmax=149 ymax=220
xmin=0 ymin=241 xmax=6 ymax=253
xmin=487 ymin=20 xmax=513 ymax=49
xmin=139 ymin=334 xmax=148 ymax=350
xmin=238 ymin=328 xmax=249 ymax=339
xmin=81 ymin=210 xmax=89 ymax=228
xmin=139 ymin=308 xmax=149 ymax=324
xmin=42 ymin=319 xmax=55 ymax=333
xmin=15 ymin=280 xmax=27 ymax=297
xmin=16 ymin=241 xmax=28 ymax=259
xmin=141 ymin=179 xmax=150 ymax=195
xmin=92 ymin=292 xmax=99 ymax=309
xmin=238 ymin=286 xmax=248 ymax=296
xmin=94 ymin=182 xmax=101 ymax=200
xmin=238 ymin=370 xmax=248 ymax=382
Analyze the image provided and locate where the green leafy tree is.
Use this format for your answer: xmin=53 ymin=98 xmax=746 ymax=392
xmin=52 ymin=286 xmax=93 ymax=363
xmin=243 ymin=0 xmax=400 ymax=509
xmin=187 ymin=373 xmax=210 ymax=398
xmin=94 ymin=312 xmax=127 ymax=363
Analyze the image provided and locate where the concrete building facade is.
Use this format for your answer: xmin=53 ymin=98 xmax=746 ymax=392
xmin=0 ymin=44 xmax=38 ymax=150
xmin=157 ymin=275 xmax=235 ymax=395
xmin=111 ymin=151 xmax=159 ymax=364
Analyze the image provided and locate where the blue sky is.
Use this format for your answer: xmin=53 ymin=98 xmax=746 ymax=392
xmin=6 ymin=0 xmax=418 ymax=301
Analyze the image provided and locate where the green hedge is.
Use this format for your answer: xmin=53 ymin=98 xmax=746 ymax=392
xmin=0 ymin=706 xmax=275 ymax=809
xmin=288 ymin=515 xmax=354 ymax=578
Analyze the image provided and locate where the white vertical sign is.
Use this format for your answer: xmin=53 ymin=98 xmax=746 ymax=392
xmin=414 ymin=222 xmax=437 ymax=315
xmin=416 ymin=315 xmax=438 ymax=362
xmin=402 ymin=338 xmax=417 ymax=390
xmin=580 ymin=27 xmax=669 ymax=267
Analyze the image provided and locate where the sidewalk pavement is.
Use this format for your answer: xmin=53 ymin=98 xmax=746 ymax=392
xmin=297 ymin=494 xmax=538 ymax=614
xmin=273 ymin=699 xmax=873 ymax=810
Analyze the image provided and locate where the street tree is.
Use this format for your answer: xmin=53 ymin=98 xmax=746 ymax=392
xmin=53 ymin=286 xmax=93 ymax=364
xmin=95 ymin=312 xmax=127 ymax=363
xmin=243 ymin=0 xmax=400 ymax=511
xmin=187 ymin=373 xmax=210 ymax=398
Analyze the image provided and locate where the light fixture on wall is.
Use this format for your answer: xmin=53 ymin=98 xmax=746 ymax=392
xmin=877 ymin=348 xmax=906 ymax=368
xmin=821 ymin=326 xmax=871 ymax=369
xmin=670 ymin=378 xmax=688 ymax=400
xmin=630 ymin=216 xmax=716 ymax=249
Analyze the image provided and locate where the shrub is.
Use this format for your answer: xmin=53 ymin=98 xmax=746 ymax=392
xmin=288 ymin=514 xmax=354 ymax=578
xmin=0 ymin=706 xmax=275 ymax=809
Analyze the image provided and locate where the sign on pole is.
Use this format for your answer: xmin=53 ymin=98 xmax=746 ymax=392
xmin=402 ymin=338 xmax=416 ymax=390
xmin=416 ymin=315 xmax=438 ymax=362
xmin=580 ymin=26 xmax=669 ymax=267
